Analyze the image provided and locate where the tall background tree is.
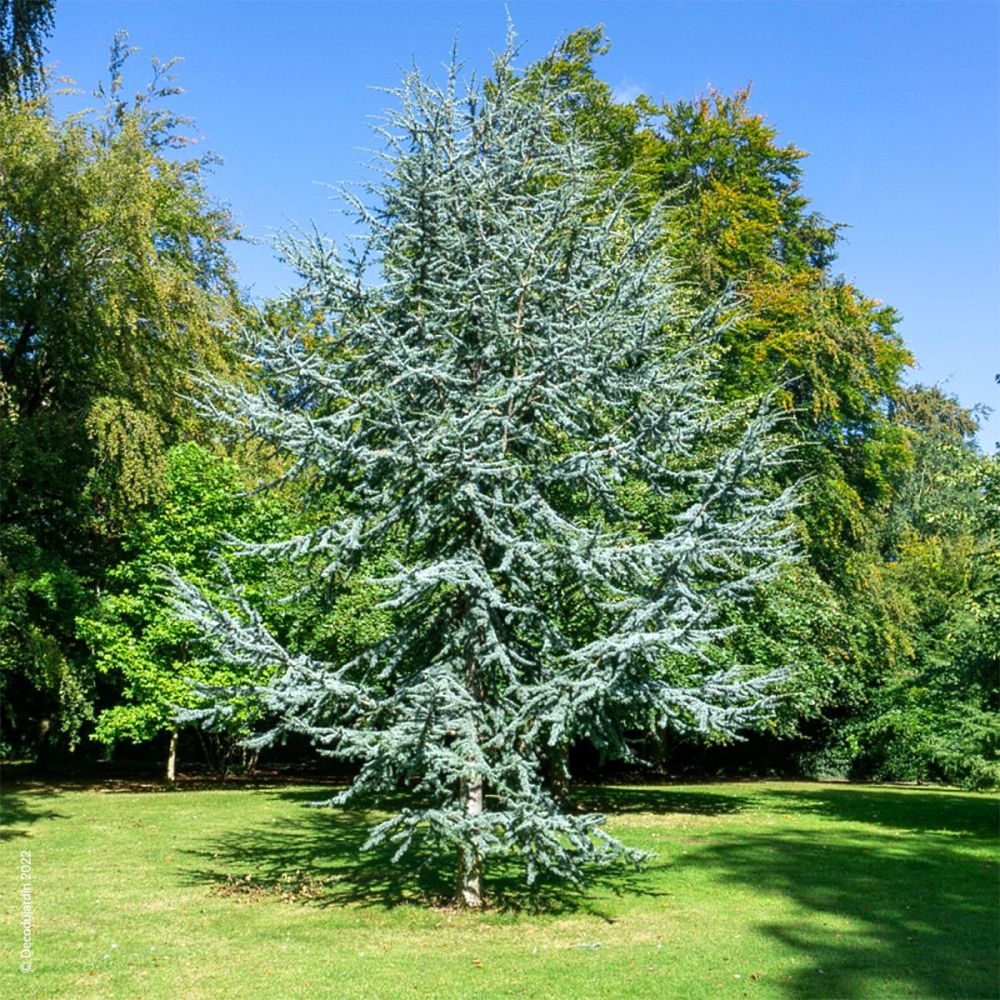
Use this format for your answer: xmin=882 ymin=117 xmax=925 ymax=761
xmin=0 ymin=0 xmax=55 ymax=100
xmin=0 ymin=31 xmax=242 ymax=757
xmin=528 ymin=28 xmax=996 ymax=788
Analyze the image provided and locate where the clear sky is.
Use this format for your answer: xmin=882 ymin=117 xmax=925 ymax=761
xmin=48 ymin=1 xmax=999 ymax=448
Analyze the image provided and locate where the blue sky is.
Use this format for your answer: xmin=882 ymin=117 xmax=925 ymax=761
xmin=49 ymin=1 xmax=999 ymax=447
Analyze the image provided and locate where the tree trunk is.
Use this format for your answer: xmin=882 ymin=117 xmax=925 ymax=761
xmin=165 ymin=728 xmax=178 ymax=787
xmin=545 ymin=743 xmax=573 ymax=810
xmin=456 ymin=774 xmax=484 ymax=908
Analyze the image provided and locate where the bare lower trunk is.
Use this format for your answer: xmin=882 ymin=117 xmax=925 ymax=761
xmin=456 ymin=774 xmax=483 ymax=908
xmin=165 ymin=728 xmax=178 ymax=786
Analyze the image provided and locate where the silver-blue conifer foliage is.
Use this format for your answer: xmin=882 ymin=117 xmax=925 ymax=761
xmin=171 ymin=37 xmax=796 ymax=905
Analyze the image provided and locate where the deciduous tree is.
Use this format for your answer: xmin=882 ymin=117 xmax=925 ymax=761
xmin=0 ymin=34 xmax=240 ymax=755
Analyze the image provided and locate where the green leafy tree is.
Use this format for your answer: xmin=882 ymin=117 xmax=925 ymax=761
xmin=530 ymin=30 xmax=912 ymax=517
xmin=0 ymin=0 xmax=55 ymax=101
xmin=78 ymin=437 xmax=398 ymax=781
xmin=827 ymin=390 xmax=999 ymax=788
xmin=519 ymin=28 xmax=1000 ymax=793
xmin=0 ymin=34 xmax=240 ymax=755
xmin=77 ymin=444 xmax=290 ymax=780
xmin=520 ymin=30 xmax=936 ymax=772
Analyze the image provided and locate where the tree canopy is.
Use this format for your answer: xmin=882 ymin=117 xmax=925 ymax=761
xmin=0 ymin=33 xmax=240 ymax=755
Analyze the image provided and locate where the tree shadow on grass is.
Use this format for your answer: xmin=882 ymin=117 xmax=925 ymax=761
xmin=0 ymin=786 xmax=67 ymax=840
xmin=181 ymin=787 xmax=665 ymax=917
xmin=573 ymin=784 xmax=751 ymax=816
xmin=763 ymin=784 xmax=999 ymax=840
xmin=680 ymin=787 xmax=998 ymax=999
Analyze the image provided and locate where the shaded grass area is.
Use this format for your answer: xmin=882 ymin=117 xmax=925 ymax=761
xmin=0 ymin=786 xmax=65 ymax=841
xmin=182 ymin=785 xmax=662 ymax=916
xmin=0 ymin=778 xmax=995 ymax=998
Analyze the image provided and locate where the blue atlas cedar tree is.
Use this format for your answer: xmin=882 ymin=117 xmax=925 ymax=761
xmin=171 ymin=33 xmax=797 ymax=908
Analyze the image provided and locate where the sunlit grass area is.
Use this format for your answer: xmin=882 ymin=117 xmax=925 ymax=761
xmin=1 ymin=779 xmax=996 ymax=999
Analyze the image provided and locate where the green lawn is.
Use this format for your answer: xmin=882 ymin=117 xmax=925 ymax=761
xmin=1 ymin=778 xmax=996 ymax=999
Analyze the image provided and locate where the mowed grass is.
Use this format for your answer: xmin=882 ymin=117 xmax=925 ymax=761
xmin=1 ymin=778 xmax=996 ymax=999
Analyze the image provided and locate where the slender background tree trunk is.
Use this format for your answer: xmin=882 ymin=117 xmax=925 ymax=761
xmin=165 ymin=728 xmax=178 ymax=786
